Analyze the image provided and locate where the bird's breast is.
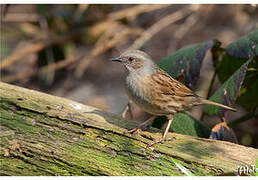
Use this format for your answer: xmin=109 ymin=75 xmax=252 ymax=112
xmin=125 ymin=74 xmax=148 ymax=104
xmin=125 ymin=74 xmax=170 ymax=115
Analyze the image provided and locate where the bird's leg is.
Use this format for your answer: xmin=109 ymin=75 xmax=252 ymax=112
xmin=122 ymin=100 xmax=134 ymax=120
xmin=124 ymin=115 xmax=157 ymax=134
xmin=147 ymin=115 xmax=174 ymax=147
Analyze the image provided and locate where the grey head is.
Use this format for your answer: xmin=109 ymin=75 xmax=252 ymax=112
xmin=111 ymin=50 xmax=157 ymax=76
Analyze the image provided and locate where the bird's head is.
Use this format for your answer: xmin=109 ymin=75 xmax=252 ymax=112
xmin=111 ymin=50 xmax=156 ymax=75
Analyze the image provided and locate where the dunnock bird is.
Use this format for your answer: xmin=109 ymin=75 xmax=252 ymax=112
xmin=112 ymin=50 xmax=236 ymax=147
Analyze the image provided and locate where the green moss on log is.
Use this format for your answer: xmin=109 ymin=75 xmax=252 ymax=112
xmin=0 ymin=82 xmax=257 ymax=176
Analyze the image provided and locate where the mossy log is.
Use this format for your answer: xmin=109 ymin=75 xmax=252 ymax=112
xmin=0 ymin=82 xmax=257 ymax=176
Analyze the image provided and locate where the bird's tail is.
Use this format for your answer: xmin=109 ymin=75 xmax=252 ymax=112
xmin=200 ymin=98 xmax=237 ymax=112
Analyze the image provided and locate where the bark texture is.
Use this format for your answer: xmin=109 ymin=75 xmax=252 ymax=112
xmin=0 ymin=82 xmax=257 ymax=176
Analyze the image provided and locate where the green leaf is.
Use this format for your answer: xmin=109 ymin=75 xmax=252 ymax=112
xmin=153 ymin=113 xmax=210 ymax=138
xmin=157 ymin=40 xmax=216 ymax=89
xmin=237 ymin=71 xmax=258 ymax=111
xmin=216 ymin=29 xmax=258 ymax=83
xmin=171 ymin=157 xmax=195 ymax=176
xmin=172 ymin=113 xmax=210 ymax=138
xmin=204 ymin=58 xmax=253 ymax=115
xmin=256 ymin=158 xmax=258 ymax=176
xmin=217 ymin=54 xmax=247 ymax=83
xmin=225 ymin=28 xmax=258 ymax=59
xmin=215 ymin=29 xmax=258 ymax=111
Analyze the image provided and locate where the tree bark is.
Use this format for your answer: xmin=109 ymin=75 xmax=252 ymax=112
xmin=0 ymin=82 xmax=257 ymax=176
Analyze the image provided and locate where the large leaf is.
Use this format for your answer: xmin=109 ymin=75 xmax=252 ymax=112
xmin=157 ymin=40 xmax=216 ymax=89
xmin=237 ymin=75 xmax=258 ymax=111
xmin=225 ymin=28 xmax=258 ymax=58
xmin=217 ymin=29 xmax=258 ymax=82
xmin=153 ymin=113 xmax=210 ymax=138
xmin=216 ymin=29 xmax=258 ymax=111
xmin=204 ymin=58 xmax=252 ymax=115
xmin=225 ymin=29 xmax=258 ymax=111
xmin=171 ymin=113 xmax=210 ymax=138
xmin=216 ymin=54 xmax=247 ymax=83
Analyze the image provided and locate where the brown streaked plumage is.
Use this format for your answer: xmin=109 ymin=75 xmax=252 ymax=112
xmin=112 ymin=50 xmax=237 ymax=147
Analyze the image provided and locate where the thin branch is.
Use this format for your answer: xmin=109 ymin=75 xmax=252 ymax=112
xmin=228 ymin=113 xmax=256 ymax=128
xmin=1 ymin=69 xmax=36 ymax=83
xmin=2 ymin=13 xmax=40 ymax=22
xmin=174 ymin=13 xmax=198 ymax=40
xmin=89 ymin=5 xmax=169 ymax=37
xmin=0 ymin=34 xmax=76 ymax=70
xmin=2 ymin=55 xmax=81 ymax=82
xmin=173 ymin=13 xmax=199 ymax=49
xmin=74 ymin=27 xmax=143 ymax=77
xmin=73 ymin=5 xmax=171 ymax=78
xmin=127 ymin=6 xmax=198 ymax=50
xmin=0 ymin=41 xmax=47 ymax=70
xmin=206 ymin=71 xmax=217 ymax=99
xmin=108 ymin=4 xmax=170 ymax=21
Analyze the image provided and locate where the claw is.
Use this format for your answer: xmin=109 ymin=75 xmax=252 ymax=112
xmin=121 ymin=101 xmax=134 ymax=120
xmin=123 ymin=128 xmax=140 ymax=134
xmin=123 ymin=116 xmax=157 ymax=135
xmin=146 ymin=137 xmax=174 ymax=148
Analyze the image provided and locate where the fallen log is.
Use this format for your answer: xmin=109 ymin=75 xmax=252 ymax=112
xmin=0 ymin=82 xmax=257 ymax=175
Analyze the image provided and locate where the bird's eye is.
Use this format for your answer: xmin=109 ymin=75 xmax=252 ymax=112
xmin=128 ymin=57 xmax=134 ymax=62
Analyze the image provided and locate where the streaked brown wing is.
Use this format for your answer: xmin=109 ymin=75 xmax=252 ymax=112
xmin=149 ymin=67 xmax=194 ymax=97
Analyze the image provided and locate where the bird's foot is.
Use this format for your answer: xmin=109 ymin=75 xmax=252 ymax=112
xmin=123 ymin=128 xmax=141 ymax=134
xmin=121 ymin=101 xmax=134 ymax=120
xmin=146 ymin=137 xmax=174 ymax=148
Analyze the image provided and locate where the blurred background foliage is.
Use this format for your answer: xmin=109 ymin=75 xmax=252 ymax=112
xmin=1 ymin=4 xmax=258 ymax=148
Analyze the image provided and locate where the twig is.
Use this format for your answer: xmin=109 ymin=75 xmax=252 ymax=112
xmin=0 ymin=34 xmax=75 ymax=70
xmin=89 ymin=5 xmax=169 ymax=37
xmin=39 ymin=17 xmax=55 ymax=85
xmin=0 ymin=41 xmax=48 ymax=70
xmin=228 ymin=113 xmax=256 ymax=128
xmin=18 ymin=23 xmax=46 ymax=40
xmin=73 ymin=4 xmax=89 ymax=21
xmin=75 ymin=27 xmax=142 ymax=77
xmin=2 ymin=55 xmax=81 ymax=82
xmin=122 ymin=100 xmax=134 ymax=120
xmin=1 ymin=69 xmax=36 ymax=83
xmin=173 ymin=13 xmax=199 ymax=49
xmin=166 ymin=12 xmax=199 ymax=53
xmin=174 ymin=13 xmax=198 ymax=40
xmin=206 ymin=71 xmax=217 ymax=99
xmin=2 ymin=13 xmax=40 ymax=22
xmin=40 ymin=56 xmax=79 ymax=73
xmin=108 ymin=4 xmax=170 ymax=21
xmin=74 ymin=5 xmax=171 ymax=78
xmin=127 ymin=6 xmax=196 ymax=51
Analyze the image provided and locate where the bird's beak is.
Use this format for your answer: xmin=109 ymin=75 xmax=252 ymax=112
xmin=111 ymin=57 xmax=122 ymax=62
